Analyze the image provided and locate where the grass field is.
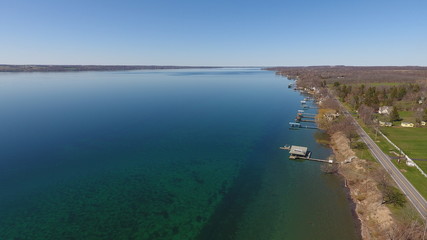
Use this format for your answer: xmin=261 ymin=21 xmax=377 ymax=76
xmin=398 ymin=111 xmax=416 ymax=123
xmin=356 ymin=119 xmax=427 ymax=200
xmin=381 ymin=127 xmax=427 ymax=160
xmin=354 ymin=148 xmax=376 ymax=162
xmin=339 ymin=95 xmax=427 ymax=206
xmin=376 ymin=127 xmax=427 ymax=199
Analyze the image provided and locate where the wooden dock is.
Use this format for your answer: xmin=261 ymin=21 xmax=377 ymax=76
xmin=297 ymin=110 xmax=316 ymax=115
xmin=292 ymin=156 xmax=334 ymax=164
xmin=297 ymin=113 xmax=316 ymax=119
xmin=295 ymin=117 xmax=315 ymax=123
xmin=289 ymin=122 xmax=318 ymax=129
xmin=301 ymin=105 xmax=318 ymax=109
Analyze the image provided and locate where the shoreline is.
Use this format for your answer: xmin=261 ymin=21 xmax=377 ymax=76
xmin=292 ymin=87 xmax=364 ymax=238
xmin=274 ymin=68 xmax=427 ymax=239
xmin=329 ymin=131 xmax=395 ymax=239
xmin=341 ymin=174 xmax=363 ymax=240
xmin=295 ymin=83 xmax=393 ymax=239
xmin=309 ymin=100 xmax=364 ymax=239
xmin=0 ymin=64 xmax=218 ymax=72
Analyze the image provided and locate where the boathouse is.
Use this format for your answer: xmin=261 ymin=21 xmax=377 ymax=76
xmin=289 ymin=145 xmax=308 ymax=158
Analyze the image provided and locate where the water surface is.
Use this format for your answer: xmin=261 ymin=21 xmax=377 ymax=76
xmin=0 ymin=69 xmax=359 ymax=239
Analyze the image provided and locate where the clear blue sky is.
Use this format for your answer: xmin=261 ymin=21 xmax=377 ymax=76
xmin=1 ymin=0 xmax=426 ymax=66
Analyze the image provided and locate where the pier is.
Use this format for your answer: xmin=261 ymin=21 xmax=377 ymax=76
xmin=289 ymin=122 xmax=318 ymax=129
xmin=301 ymin=105 xmax=318 ymax=109
xmin=280 ymin=145 xmax=334 ymax=164
xmin=297 ymin=110 xmax=316 ymax=115
xmin=295 ymin=116 xmax=315 ymax=123
xmin=297 ymin=113 xmax=316 ymax=119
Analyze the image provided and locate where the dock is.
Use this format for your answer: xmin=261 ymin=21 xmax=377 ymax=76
xmin=289 ymin=122 xmax=318 ymax=129
xmin=297 ymin=113 xmax=316 ymax=119
xmin=280 ymin=145 xmax=334 ymax=164
xmin=301 ymin=105 xmax=318 ymax=109
xmin=292 ymin=157 xmax=334 ymax=163
xmin=297 ymin=110 xmax=316 ymax=115
xmin=295 ymin=116 xmax=315 ymax=123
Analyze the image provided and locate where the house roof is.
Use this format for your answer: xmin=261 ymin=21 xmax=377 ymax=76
xmin=289 ymin=145 xmax=308 ymax=156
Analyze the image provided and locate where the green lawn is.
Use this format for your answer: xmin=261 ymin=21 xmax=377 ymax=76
xmin=381 ymin=127 xmax=427 ymax=160
xmin=391 ymin=158 xmax=427 ymax=200
xmin=359 ymin=120 xmax=427 ymax=200
xmin=354 ymin=148 xmax=376 ymax=162
xmin=398 ymin=111 xmax=416 ymax=123
xmin=359 ymin=121 xmax=427 ymax=199
xmin=377 ymin=127 xmax=427 ymax=199
xmin=340 ymin=98 xmax=427 ymax=202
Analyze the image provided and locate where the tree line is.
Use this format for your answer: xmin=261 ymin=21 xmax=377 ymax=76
xmin=332 ymin=82 xmax=427 ymax=124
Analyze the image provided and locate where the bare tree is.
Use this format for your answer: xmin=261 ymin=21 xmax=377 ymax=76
xmin=358 ymin=104 xmax=375 ymax=126
xmin=388 ymin=219 xmax=427 ymax=240
xmin=321 ymin=97 xmax=340 ymax=111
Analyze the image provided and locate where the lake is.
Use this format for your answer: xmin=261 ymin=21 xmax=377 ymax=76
xmin=0 ymin=68 xmax=360 ymax=239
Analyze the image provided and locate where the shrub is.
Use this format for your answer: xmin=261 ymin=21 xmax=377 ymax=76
xmin=352 ymin=141 xmax=367 ymax=149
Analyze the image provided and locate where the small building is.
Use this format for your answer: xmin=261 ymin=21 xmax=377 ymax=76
xmin=379 ymin=121 xmax=392 ymax=127
xmin=378 ymin=106 xmax=393 ymax=115
xmin=421 ymin=121 xmax=426 ymax=126
xmin=289 ymin=145 xmax=309 ymax=159
xmin=401 ymin=122 xmax=414 ymax=127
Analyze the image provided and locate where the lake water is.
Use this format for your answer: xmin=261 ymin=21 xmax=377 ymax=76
xmin=0 ymin=68 xmax=360 ymax=239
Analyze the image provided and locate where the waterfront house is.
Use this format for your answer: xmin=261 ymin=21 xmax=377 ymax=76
xmin=401 ymin=122 xmax=414 ymax=127
xmin=379 ymin=121 xmax=392 ymax=127
xmin=324 ymin=112 xmax=340 ymax=121
xmin=378 ymin=106 xmax=392 ymax=115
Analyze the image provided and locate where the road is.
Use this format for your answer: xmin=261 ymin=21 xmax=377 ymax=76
xmin=338 ymin=101 xmax=427 ymax=219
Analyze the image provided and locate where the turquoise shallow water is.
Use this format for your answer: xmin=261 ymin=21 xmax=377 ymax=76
xmin=0 ymin=69 xmax=359 ymax=239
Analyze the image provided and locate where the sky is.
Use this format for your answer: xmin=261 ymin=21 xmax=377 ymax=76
xmin=1 ymin=0 xmax=426 ymax=66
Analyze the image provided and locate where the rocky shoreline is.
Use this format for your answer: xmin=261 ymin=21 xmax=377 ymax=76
xmin=311 ymin=102 xmax=389 ymax=239
xmin=291 ymin=86 xmax=393 ymax=239
xmin=328 ymin=131 xmax=394 ymax=239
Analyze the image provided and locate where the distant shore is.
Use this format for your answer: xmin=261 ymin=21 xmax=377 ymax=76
xmin=0 ymin=65 xmax=218 ymax=72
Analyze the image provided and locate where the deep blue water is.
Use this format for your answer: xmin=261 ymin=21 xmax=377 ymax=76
xmin=0 ymin=68 xmax=359 ymax=239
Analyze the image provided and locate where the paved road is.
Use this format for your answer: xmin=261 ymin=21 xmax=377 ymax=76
xmin=338 ymin=102 xmax=427 ymax=219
